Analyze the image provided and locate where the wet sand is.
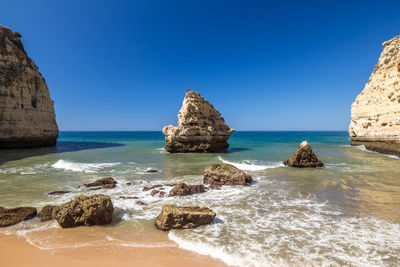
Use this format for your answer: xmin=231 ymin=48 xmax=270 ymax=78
xmin=0 ymin=233 xmax=228 ymax=267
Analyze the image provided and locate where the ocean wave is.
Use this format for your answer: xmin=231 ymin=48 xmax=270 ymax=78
xmin=218 ymin=156 xmax=283 ymax=171
xmin=51 ymin=160 xmax=120 ymax=173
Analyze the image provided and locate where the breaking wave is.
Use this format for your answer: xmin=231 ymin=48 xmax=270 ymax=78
xmin=51 ymin=160 xmax=120 ymax=173
xmin=218 ymin=156 xmax=283 ymax=171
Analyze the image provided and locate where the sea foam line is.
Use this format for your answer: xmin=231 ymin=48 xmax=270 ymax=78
xmin=218 ymin=156 xmax=283 ymax=171
xmin=51 ymin=159 xmax=120 ymax=173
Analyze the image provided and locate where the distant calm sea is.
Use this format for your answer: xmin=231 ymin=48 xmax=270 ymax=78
xmin=1 ymin=131 xmax=400 ymax=266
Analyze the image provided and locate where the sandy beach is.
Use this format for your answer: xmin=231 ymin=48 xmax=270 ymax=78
xmin=0 ymin=233 xmax=227 ymax=267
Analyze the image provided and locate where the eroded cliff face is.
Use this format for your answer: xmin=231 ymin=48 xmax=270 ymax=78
xmin=349 ymin=35 xmax=400 ymax=156
xmin=162 ymin=89 xmax=234 ymax=152
xmin=0 ymin=26 xmax=58 ymax=148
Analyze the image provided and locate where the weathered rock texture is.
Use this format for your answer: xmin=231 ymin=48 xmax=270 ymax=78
xmin=162 ymin=89 xmax=235 ymax=153
xmin=83 ymin=177 xmax=117 ymax=189
xmin=155 ymin=205 xmax=216 ymax=230
xmin=203 ymin=163 xmax=252 ymax=185
xmin=0 ymin=26 xmax=58 ymax=148
xmin=283 ymin=141 xmax=324 ymax=168
xmin=38 ymin=205 xmax=56 ymax=222
xmin=349 ymin=35 xmax=400 ymax=157
xmin=168 ymin=182 xmax=205 ymax=197
xmin=52 ymin=194 xmax=113 ymax=228
xmin=0 ymin=206 xmax=37 ymax=227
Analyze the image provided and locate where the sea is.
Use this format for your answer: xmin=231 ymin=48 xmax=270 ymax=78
xmin=0 ymin=131 xmax=399 ymax=267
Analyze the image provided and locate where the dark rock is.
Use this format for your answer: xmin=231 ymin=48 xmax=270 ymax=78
xmin=151 ymin=189 xmax=160 ymax=197
xmin=169 ymin=182 xmax=205 ymax=197
xmin=119 ymin=196 xmax=138 ymax=200
xmin=155 ymin=205 xmax=216 ymax=230
xmin=84 ymin=177 xmax=117 ymax=189
xmin=0 ymin=207 xmax=37 ymax=227
xmin=159 ymin=191 xmax=166 ymax=198
xmin=47 ymin=190 xmax=71 ymax=195
xmin=143 ymin=184 xmax=163 ymax=191
xmin=52 ymin=194 xmax=114 ymax=228
xmin=283 ymin=141 xmax=324 ymax=168
xmin=136 ymin=201 xmax=146 ymax=205
xmin=126 ymin=182 xmax=132 ymax=186
xmin=38 ymin=205 xmax=56 ymax=222
xmin=146 ymin=169 xmax=159 ymax=173
xmin=203 ymin=164 xmax=252 ymax=186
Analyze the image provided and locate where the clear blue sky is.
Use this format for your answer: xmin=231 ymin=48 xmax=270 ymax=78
xmin=2 ymin=0 xmax=400 ymax=131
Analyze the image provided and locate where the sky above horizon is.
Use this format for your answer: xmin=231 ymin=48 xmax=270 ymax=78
xmin=2 ymin=0 xmax=400 ymax=131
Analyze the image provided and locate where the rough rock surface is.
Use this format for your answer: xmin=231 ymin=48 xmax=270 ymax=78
xmin=84 ymin=177 xmax=117 ymax=189
xmin=283 ymin=141 xmax=324 ymax=168
xmin=155 ymin=205 xmax=216 ymax=230
xmin=38 ymin=205 xmax=56 ymax=222
xmin=169 ymin=182 xmax=205 ymax=197
xmin=162 ymin=89 xmax=235 ymax=153
xmin=0 ymin=206 xmax=37 ymax=227
xmin=349 ymin=35 xmax=400 ymax=156
xmin=0 ymin=26 xmax=58 ymax=148
xmin=203 ymin=163 xmax=252 ymax=185
xmin=52 ymin=194 xmax=114 ymax=228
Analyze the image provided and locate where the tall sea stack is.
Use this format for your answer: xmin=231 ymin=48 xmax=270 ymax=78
xmin=0 ymin=26 xmax=58 ymax=148
xmin=349 ymin=35 xmax=400 ymax=157
xmin=162 ymin=89 xmax=235 ymax=153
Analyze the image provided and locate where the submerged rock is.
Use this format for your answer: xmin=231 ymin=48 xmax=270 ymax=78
xmin=169 ymin=182 xmax=205 ymax=197
xmin=52 ymin=194 xmax=114 ymax=228
xmin=84 ymin=177 xmax=117 ymax=189
xmin=349 ymin=35 xmax=400 ymax=157
xmin=162 ymin=89 xmax=235 ymax=153
xmin=38 ymin=205 xmax=56 ymax=222
xmin=203 ymin=163 xmax=252 ymax=185
xmin=0 ymin=26 xmax=58 ymax=148
xmin=155 ymin=205 xmax=216 ymax=230
xmin=0 ymin=207 xmax=37 ymax=227
xmin=146 ymin=169 xmax=159 ymax=173
xmin=47 ymin=190 xmax=71 ymax=195
xmin=283 ymin=141 xmax=324 ymax=168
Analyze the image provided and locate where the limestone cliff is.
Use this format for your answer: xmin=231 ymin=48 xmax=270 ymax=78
xmin=162 ymin=89 xmax=234 ymax=152
xmin=0 ymin=26 xmax=58 ymax=148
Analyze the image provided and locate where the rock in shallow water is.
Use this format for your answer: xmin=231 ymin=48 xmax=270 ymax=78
xmin=155 ymin=205 xmax=216 ymax=230
xmin=84 ymin=177 xmax=117 ymax=189
xmin=162 ymin=89 xmax=235 ymax=153
xmin=38 ymin=205 xmax=56 ymax=222
xmin=283 ymin=141 xmax=324 ymax=168
xmin=349 ymin=35 xmax=400 ymax=157
xmin=0 ymin=26 xmax=58 ymax=148
xmin=168 ymin=182 xmax=205 ymax=197
xmin=52 ymin=194 xmax=114 ymax=228
xmin=0 ymin=207 xmax=37 ymax=227
xmin=203 ymin=163 xmax=252 ymax=185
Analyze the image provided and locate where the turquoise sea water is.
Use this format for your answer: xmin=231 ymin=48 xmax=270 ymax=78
xmin=1 ymin=131 xmax=400 ymax=266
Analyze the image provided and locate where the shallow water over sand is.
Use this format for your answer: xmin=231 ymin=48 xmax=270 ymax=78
xmin=1 ymin=131 xmax=400 ymax=266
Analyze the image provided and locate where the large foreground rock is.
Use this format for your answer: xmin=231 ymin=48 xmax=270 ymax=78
xmin=0 ymin=26 xmax=58 ymax=148
xmin=155 ymin=205 xmax=216 ymax=230
xmin=162 ymin=89 xmax=235 ymax=153
xmin=283 ymin=141 xmax=324 ymax=168
xmin=0 ymin=207 xmax=37 ymax=227
xmin=52 ymin=195 xmax=113 ymax=228
xmin=38 ymin=205 xmax=56 ymax=222
xmin=203 ymin=163 xmax=252 ymax=185
xmin=349 ymin=35 xmax=400 ymax=157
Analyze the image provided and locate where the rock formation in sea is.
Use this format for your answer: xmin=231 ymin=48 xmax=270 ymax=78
xmin=0 ymin=206 xmax=37 ymax=227
xmin=162 ymin=89 xmax=235 ymax=153
xmin=349 ymin=35 xmax=400 ymax=157
xmin=203 ymin=163 xmax=253 ymax=185
xmin=155 ymin=205 xmax=216 ymax=230
xmin=168 ymin=182 xmax=205 ymax=197
xmin=83 ymin=177 xmax=117 ymax=189
xmin=0 ymin=26 xmax=58 ymax=148
xmin=52 ymin=194 xmax=114 ymax=228
xmin=283 ymin=141 xmax=324 ymax=168
xmin=38 ymin=205 xmax=56 ymax=222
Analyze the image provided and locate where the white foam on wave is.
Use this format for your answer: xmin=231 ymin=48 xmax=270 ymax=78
xmin=218 ymin=156 xmax=283 ymax=171
xmin=51 ymin=160 xmax=120 ymax=173
xmin=0 ymin=163 xmax=50 ymax=175
xmin=356 ymin=145 xmax=400 ymax=160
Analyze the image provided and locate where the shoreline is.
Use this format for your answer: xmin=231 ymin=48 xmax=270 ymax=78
xmin=0 ymin=232 xmax=228 ymax=267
